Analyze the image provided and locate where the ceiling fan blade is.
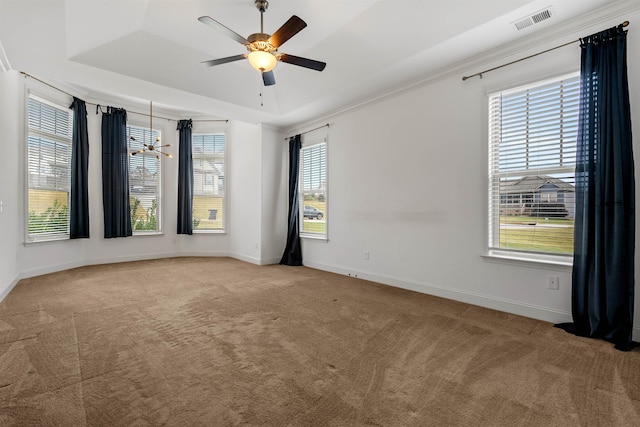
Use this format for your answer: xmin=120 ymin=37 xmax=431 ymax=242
xmin=262 ymin=71 xmax=276 ymax=86
xmin=198 ymin=16 xmax=249 ymax=45
xmin=201 ymin=54 xmax=247 ymax=67
xmin=268 ymin=15 xmax=307 ymax=48
xmin=279 ymin=54 xmax=326 ymax=72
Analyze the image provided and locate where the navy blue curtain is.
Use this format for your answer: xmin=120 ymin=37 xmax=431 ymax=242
xmin=177 ymin=119 xmax=193 ymax=235
xmin=280 ymin=135 xmax=303 ymax=266
xmin=101 ymin=107 xmax=132 ymax=238
xmin=556 ymin=24 xmax=635 ymax=350
xmin=69 ymin=97 xmax=90 ymax=239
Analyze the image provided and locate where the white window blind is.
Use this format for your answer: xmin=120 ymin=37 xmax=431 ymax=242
xmin=27 ymin=95 xmax=73 ymax=242
xmin=299 ymin=140 xmax=327 ymax=237
xmin=488 ymin=74 xmax=579 ymax=256
xmin=128 ymin=126 xmax=162 ymax=232
xmin=192 ymin=133 xmax=225 ymax=231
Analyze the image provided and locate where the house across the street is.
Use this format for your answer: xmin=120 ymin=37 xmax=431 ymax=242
xmin=499 ymin=175 xmax=575 ymax=218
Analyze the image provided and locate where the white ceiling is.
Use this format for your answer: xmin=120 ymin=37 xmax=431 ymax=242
xmin=0 ymin=0 xmax=621 ymax=127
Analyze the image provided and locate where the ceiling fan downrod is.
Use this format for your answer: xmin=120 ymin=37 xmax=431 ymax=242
xmin=255 ymin=0 xmax=268 ymax=32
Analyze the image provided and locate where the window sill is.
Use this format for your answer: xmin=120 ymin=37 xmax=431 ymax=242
xmin=24 ymin=236 xmax=70 ymax=246
xmin=301 ymin=234 xmax=328 ymax=242
xmin=193 ymin=230 xmax=226 ymax=235
xmin=132 ymin=232 xmax=164 ymax=237
xmin=482 ymin=249 xmax=573 ymax=270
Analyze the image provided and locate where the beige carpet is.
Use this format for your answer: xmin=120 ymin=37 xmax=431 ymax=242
xmin=0 ymin=257 xmax=639 ymax=426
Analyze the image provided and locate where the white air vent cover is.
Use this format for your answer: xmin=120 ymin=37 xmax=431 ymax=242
xmin=512 ymin=6 xmax=553 ymax=31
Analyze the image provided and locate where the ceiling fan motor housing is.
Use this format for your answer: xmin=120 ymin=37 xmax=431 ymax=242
xmin=248 ymin=33 xmax=275 ymax=53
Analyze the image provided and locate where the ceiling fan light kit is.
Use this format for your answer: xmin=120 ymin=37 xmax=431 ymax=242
xmin=248 ymin=50 xmax=277 ymax=72
xmin=199 ymin=0 xmax=326 ymax=86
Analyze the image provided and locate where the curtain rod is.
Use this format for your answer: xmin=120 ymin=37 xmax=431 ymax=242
xmin=20 ymin=71 xmax=227 ymax=123
xmin=284 ymin=123 xmax=330 ymax=140
xmin=462 ymin=20 xmax=629 ymax=81
xmin=94 ymin=104 xmax=227 ymax=123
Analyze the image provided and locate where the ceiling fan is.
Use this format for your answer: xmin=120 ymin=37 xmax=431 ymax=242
xmin=198 ymin=0 xmax=326 ymax=86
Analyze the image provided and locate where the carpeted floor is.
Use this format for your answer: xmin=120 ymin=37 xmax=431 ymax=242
xmin=0 ymin=257 xmax=639 ymax=426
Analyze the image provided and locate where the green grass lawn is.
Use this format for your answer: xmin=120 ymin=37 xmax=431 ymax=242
xmin=302 ymin=221 xmax=326 ymax=234
xmin=499 ymin=216 xmax=574 ymax=254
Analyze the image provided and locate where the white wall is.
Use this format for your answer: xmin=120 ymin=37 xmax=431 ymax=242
xmin=260 ymin=126 xmax=287 ymax=264
xmin=294 ymin=8 xmax=640 ymax=338
xmin=227 ymin=121 xmax=263 ymax=264
xmin=0 ymin=71 xmax=21 ymax=300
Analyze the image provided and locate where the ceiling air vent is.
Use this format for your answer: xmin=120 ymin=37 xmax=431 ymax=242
xmin=512 ymin=7 xmax=553 ymax=31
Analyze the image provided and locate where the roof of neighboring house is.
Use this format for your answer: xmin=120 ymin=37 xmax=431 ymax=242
xmin=500 ymin=175 xmax=574 ymax=194
xmin=193 ymin=160 xmax=222 ymax=176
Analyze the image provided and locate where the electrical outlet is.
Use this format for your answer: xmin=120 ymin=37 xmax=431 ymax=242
xmin=364 ymin=250 xmax=370 ymax=260
xmin=548 ymin=276 xmax=559 ymax=290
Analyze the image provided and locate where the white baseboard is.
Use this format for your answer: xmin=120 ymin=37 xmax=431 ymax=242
xmin=228 ymin=253 xmax=262 ymax=265
xmin=0 ymin=276 xmax=20 ymax=303
xmin=304 ymin=261 xmax=564 ymax=320
xmin=85 ymin=252 xmax=183 ymax=267
xmin=226 ymin=253 xmax=279 ymax=266
xmin=0 ymin=259 xmax=88 ymax=305
xmin=161 ymin=251 xmax=231 ymax=259
xmin=0 ymin=251 xmax=250 ymax=304
xmin=258 ymin=256 xmax=282 ymax=266
xmin=11 ymin=250 xmax=261 ymax=281
xmin=304 ymin=260 xmax=640 ymax=342
xmin=13 ymin=259 xmax=87 ymax=283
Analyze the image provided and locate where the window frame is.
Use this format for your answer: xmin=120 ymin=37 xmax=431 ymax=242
xmin=299 ymin=134 xmax=328 ymax=240
xmin=24 ymin=91 xmax=74 ymax=244
xmin=486 ymin=72 xmax=579 ymax=265
xmin=191 ymin=127 xmax=227 ymax=234
xmin=127 ymin=122 xmax=164 ymax=235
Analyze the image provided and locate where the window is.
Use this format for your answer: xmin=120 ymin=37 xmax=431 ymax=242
xmin=128 ymin=125 xmax=162 ymax=233
xmin=488 ymin=74 xmax=579 ymax=257
xmin=192 ymin=133 xmax=225 ymax=231
xmin=299 ymin=138 xmax=327 ymax=238
xmin=26 ymin=95 xmax=73 ymax=242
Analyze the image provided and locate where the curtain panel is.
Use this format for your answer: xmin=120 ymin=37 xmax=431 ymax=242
xmin=101 ymin=107 xmax=132 ymax=238
xmin=280 ymin=135 xmax=303 ymax=266
xmin=556 ymin=24 xmax=635 ymax=350
xmin=177 ymin=119 xmax=194 ymax=235
xmin=69 ymin=97 xmax=90 ymax=239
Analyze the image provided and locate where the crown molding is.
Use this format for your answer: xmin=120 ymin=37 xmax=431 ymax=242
xmin=285 ymin=0 xmax=639 ymax=134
